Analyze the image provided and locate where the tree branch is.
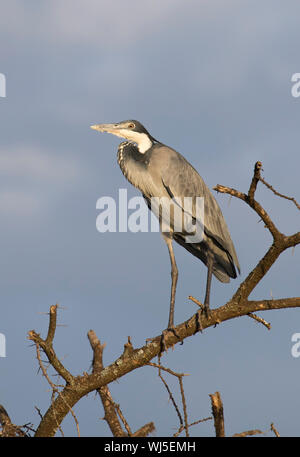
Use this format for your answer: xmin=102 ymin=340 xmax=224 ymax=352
xmin=259 ymin=175 xmax=300 ymax=211
xmin=28 ymin=305 xmax=74 ymax=386
xmin=209 ymin=392 xmax=225 ymax=437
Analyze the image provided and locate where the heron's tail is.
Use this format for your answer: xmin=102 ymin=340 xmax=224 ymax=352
xmin=173 ymin=232 xmax=239 ymax=283
xmin=211 ymin=245 xmax=239 ymax=283
xmin=212 ymin=266 xmax=231 ymax=283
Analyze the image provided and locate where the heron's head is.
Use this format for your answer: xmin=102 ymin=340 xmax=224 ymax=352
xmin=90 ymin=120 xmax=156 ymax=153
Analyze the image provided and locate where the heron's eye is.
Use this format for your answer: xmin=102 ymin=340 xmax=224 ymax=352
xmin=128 ymin=123 xmax=135 ymax=129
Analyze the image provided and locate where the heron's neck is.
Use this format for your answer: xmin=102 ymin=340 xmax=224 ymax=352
xmin=117 ymin=142 xmax=150 ymax=192
xmin=136 ymin=133 xmax=153 ymax=153
xmin=120 ymin=131 xmax=153 ymax=153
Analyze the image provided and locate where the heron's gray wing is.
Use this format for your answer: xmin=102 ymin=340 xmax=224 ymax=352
xmin=160 ymin=149 xmax=240 ymax=275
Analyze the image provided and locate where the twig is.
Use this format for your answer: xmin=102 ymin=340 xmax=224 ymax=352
xmin=46 ymin=304 xmax=59 ymax=345
xmin=114 ymin=402 xmax=132 ymax=436
xmin=173 ymin=416 xmax=212 ymax=437
xmin=270 ymin=422 xmax=280 ymax=437
xmin=148 ymin=359 xmax=190 ymax=436
xmin=178 ymin=376 xmax=189 ymax=437
xmin=188 ymin=295 xmax=205 ymax=312
xmin=147 ymin=362 xmax=189 ymax=377
xmin=214 ymin=184 xmax=282 ymax=240
xmin=35 ymin=406 xmax=43 ymax=421
xmin=259 ymin=176 xmax=300 ymax=211
xmin=247 ymin=312 xmax=271 ymax=330
xmin=28 ymin=306 xmax=74 ymax=386
xmin=159 ymin=369 xmax=183 ymax=428
xmin=233 ymin=429 xmax=264 ymax=437
xmin=248 ymin=161 xmax=262 ymax=203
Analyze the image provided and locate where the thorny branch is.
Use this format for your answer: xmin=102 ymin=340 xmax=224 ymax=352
xmin=173 ymin=417 xmax=212 ymax=438
xmin=270 ymin=422 xmax=280 ymax=437
xmin=0 ymin=405 xmax=28 ymax=437
xmin=148 ymin=360 xmax=190 ymax=437
xmin=27 ymin=162 xmax=299 ymax=437
xmin=259 ymin=175 xmax=300 ymax=211
xmin=32 ymin=319 xmax=80 ymax=437
xmin=88 ymin=330 xmax=155 ymax=437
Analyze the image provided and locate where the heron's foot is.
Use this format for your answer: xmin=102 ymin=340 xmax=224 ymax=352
xmin=194 ymin=304 xmax=211 ymax=334
xmin=195 ymin=309 xmax=203 ymax=334
xmin=160 ymin=325 xmax=180 ymax=353
xmin=202 ymin=302 xmax=212 ymax=319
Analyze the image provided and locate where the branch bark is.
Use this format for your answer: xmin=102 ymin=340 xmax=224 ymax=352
xmin=209 ymin=392 xmax=225 ymax=437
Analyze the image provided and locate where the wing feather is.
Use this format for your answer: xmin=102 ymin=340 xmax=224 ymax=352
xmin=159 ymin=147 xmax=240 ymax=279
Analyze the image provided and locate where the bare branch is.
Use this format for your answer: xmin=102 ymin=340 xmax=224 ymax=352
xmin=87 ymin=330 xmax=127 ymax=437
xmin=270 ymin=422 xmax=280 ymax=437
xmin=248 ymin=161 xmax=263 ymax=203
xmin=259 ymin=175 xmax=300 ymax=211
xmin=148 ymin=360 xmax=190 ymax=436
xmin=233 ymin=429 xmax=264 ymax=437
xmin=35 ymin=342 xmax=79 ymax=437
xmin=209 ymin=391 xmax=225 ymax=437
xmin=147 ymin=362 xmax=189 ymax=377
xmin=174 ymin=416 xmax=212 ymax=437
xmin=158 ymin=368 xmax=183 ymax=428
xmin=0 ymin=405 xmax=26 ymax=437
xmin=28 ymin=305 xmax=74 ymax=386
xmin=178 ymin=376 xmax=189 ymax=437
xmin=46 ymin=304 xmax=59 ymax=345
xmin=99 ymin=390 xmax=127 ymax=437
xmin=132 ymin=422 xmax=155 ymax=437
xmin=247 ymin=312 xmax=271 ymax=330
xmin=214 ymin=183 xmax=282 ymax=240
xmin=87 ymin=330 xmax=105 ymax=374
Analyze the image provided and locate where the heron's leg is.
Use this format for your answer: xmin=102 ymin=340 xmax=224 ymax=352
xmin=203 ymin=250 xmax=214 ymax=317
xmin=164 ymin=236 xmax=178 ymax=329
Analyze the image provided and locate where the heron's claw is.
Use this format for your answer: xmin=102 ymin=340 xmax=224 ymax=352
xmin=160 ymin=326 xmax=180 ymax=353
xmin=202 ymin=304 xmax=212 ymax=319
xmin=194 ymin=304 xmax=211 ymax=334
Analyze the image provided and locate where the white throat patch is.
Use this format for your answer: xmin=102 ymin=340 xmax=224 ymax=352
xmin=119 ymin=130 xmax=153 ymax=153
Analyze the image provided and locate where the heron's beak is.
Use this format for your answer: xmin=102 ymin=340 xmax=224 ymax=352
xmin=90 ymin=123 xmax=122 ymax=135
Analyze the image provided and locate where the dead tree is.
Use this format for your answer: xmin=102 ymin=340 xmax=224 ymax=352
xmin=4 ymin=162 xmax=298 ymax=437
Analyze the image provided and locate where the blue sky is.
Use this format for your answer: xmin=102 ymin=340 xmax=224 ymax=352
xmin=0 ymin=0 xmax=299 ymax=436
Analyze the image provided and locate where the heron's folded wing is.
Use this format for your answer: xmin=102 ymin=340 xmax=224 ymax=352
xmin=161 ymin=152 xmax=240 ymax=273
